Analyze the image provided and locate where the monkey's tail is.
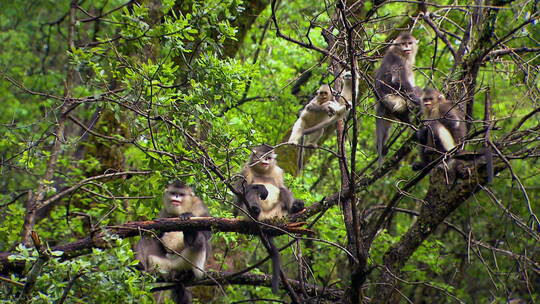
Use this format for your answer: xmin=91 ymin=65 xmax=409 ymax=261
xmin=171 ymin=283 xmax=192 ymax=304
xmin=375 ymin=116 xmax=388 ymax=167
xmin=297 ymin=136 xmax=305 ymax=173
xmin=260 ymin=234 xmax=281 ymax=294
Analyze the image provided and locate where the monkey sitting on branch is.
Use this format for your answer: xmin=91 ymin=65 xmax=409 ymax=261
xmin=412 ymin=88 xmax=466 ymax=180
xmin=234 ymin=144 xmax=304 ymax=293
xmin=375 ymin=32 xmax=422 ymax=165
xmin=301 ymin=70 xmax=357 ymax=137
xmin=136 ymin=181 xmax=211 ymax=304
xmin=288 ymin=84 xmax=344 ymax=146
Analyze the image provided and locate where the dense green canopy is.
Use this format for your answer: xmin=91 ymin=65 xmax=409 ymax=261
xmin=0 ymin=1 xmax=538 ymax=303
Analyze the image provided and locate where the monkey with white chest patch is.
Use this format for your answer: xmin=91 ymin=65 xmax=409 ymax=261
xmin=236 ymin=144 xmax=304 ymax=219
xmin=136 ymin=181 xmax=211 ymax=304
xmin=375 ymin=32 xmax=422 ymax=165
xmin=234 ymin=144 xmax=304 ymax=293
xmin=302 ymin=70 xmax=357 ymax=136
xmin=412 ymin=88 xmax=466 ymax=173
xmin=288 ymin=84 xmax=342 ymax=146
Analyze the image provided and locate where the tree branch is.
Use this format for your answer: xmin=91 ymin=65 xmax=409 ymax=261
xmin=374 ymin=161 xmax=507 ymax=302
xmin=158 ymin=271 xmax=345 ymax=302
xmin=0 ymin=218 xmax=313 ymax=274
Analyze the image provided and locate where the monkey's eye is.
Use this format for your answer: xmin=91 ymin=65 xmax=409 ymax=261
xmin=169 ymin=191 xmax=184 ymax=197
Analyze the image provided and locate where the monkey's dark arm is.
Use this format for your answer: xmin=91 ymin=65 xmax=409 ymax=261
xmin=414 ymin=126 xmax=429 ymax=145
xmin=440 ymin=106 xmax=467 ymax=141
xmin=278 ymin=186 xmax=294 ymax=212
xmin=135 ymin=236 xmax=167 ymax=270
xmin=397 ymin=71 xmax=421 ymax=105
xmin=243 ymin=184 xmax=269 ymax=218
xmin=232 ymin=176 xmax=250 ymax=216
xmin=180 ymin=212 xmax=212 ymax=248
xmin=412 ymin=127 xmax=430 ymax=171
xmin=278 ymin=187 xmax=304 ymax=214
xmin=183 ymin=228 xmax=209 ymax=250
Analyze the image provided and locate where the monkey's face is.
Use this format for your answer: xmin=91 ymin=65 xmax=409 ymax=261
xmin=422 ymin=94 xmax=435 ymax=109
xmin=163 ymin=185 xmax=194 ymax=215
xmin=394 ymin=36 xmax=417 ymax=57
xmin=250 ymin=151 xmax=277 ymax=173
xmin=421 ymin=90 xmax=444 ymax=117
xmin=316 ymin=85 xmax=332 ymax=104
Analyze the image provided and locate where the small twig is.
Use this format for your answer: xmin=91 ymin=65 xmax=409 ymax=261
xmin=422 ymin=12 xmax=457 ymax=58
xmin=0 ymin=275 xmax=24 ymax=287
xmin=56 ymin=271 xmax=85 ymax=304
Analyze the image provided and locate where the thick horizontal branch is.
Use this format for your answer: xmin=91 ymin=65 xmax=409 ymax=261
xmin=110 ymin=217 xmax=313 ymax=238
xmin=0 ymin=217 xmax=313 ymax=274
xmin=157 ymin=271 xmax=344 ymax=302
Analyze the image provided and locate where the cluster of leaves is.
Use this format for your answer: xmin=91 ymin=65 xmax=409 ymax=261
xmin=0 ymin=0 xmax=539 ymax=303
xmin=1 ymin=237 xmax=151 ymax=303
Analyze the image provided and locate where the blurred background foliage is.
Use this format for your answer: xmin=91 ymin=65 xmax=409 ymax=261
xmin=0 ymin=0 xmax=538 ymax=303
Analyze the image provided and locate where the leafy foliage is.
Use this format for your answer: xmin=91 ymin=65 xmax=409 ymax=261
xmin=0 ymin=0 xmax=538 ymax=303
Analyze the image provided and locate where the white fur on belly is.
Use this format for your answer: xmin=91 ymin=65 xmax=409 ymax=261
xmin=437 ymin=126 xmax=455 ymax=151
xmin=259 ymin=183 xmax=281 ymax=212
xmin=161 ymin=231 xmax=185 ymax=253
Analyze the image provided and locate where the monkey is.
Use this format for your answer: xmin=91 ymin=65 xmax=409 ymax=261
xmin=302 ymin=70 xmax=357 ymax=136
xmin=235 ymin=144 xmax=304 ymax=219
xmin=234 ymin=144 xmax=304 ymax=293
xmin=288 ymin=84 xmax=342 ymax=146
xmin=412 ymin=88 xmax=466 ymax=174
xmin=375 ymin=32 xmax=421 ymax=165
xmin=136 ymin=181 xmax=211 ymax=304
